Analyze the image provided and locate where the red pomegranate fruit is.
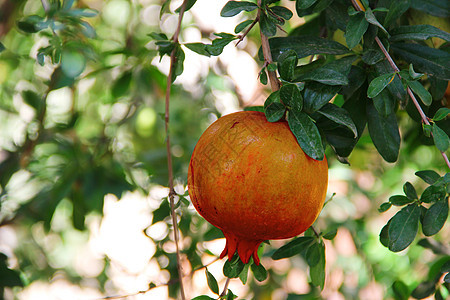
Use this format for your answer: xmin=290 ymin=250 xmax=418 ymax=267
xmin=188 ymin=111 xmax=328 ymax=264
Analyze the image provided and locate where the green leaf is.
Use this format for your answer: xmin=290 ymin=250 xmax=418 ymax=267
xmin=422 ymin=200 xmax=449 ymax=236
xmin=415 ymin=170 xmax=441 ymax=185
xmin=372 ymin=88 xmax=395 ymax=117
xmin=223 ymin=256 xmax=245 ymax=278
xmin=226 ymin=289 xmax=237 ymax=300
xmin=391 ymin=43 xmax=450 ymax=80
xmin=0 ymin=42 xmax=5 ymax=53
xmin=408 ymin=64 xmax=424 ymax=80
xmin=364 ymin=8 xmax=389 ymax=36
xmin=244 ymin=106 xmax=264 ymax=112
xmin=417 ymin=238 xmax=449 ymax=255
xmin=259 ymin=68 xmax=268 ymax=84
xmin=403 ymin=182 xmax=418 ymax=200
xmin=175 ymin=0 xmax=197 ymax=13
xmin=303 ymin=82 xmax=340 ymax=113
xmin=267 ymin=36 xmax=350 ymax=62
xmin=406 ymin=80 xmax=432 ymax=106
xmin=277 ymin=50 xmax=297 ymax=81
xmin=375 ymin=60 xmax=407 ymax=102
xmin=390 ymin=25 xmax=450 ymax=42
xmin=317 ymin=103 xmax=357 ymax=137
xmin=17 ymin=15 xmax=47 ymax=33
xmin=367 ymin=73 xmax=395 ymax=98
xmin=205 ymin=268 xmax=219 ymax=295
xmin=345 ymin=12 xmax=369 ymax=49
xmin=379 ymin=202 xmax=392 ymax=212
xmin=305 ymin=241 xmax=321 ymax=267
xmin=112 ymin=71 xmax=132 ymax=99
xmin=251 ymin=263 xmax=268 ymax=282
xmin=264 ymin=91 xmax=286 ymax=122
xmin=272 ymin=236 xmax=315 ymax=260
xmin=433 ymin=108 xmax=450 ymax=122
xmin=148 ymin=32 xmax=168 ymax=41
xmin=389 ymin=195 xmax=413 ymax=206
xmin=296 ymin=0 xmax=333 ymax=17
xmin=379 ymin=220 xmax=391 ymax=247
xmin=0 ymin=254 xmax=23 ymax=287
xmin=239 ymin=263 xmax=250 ymax=284
xmin=171 ymin=46 xmax=185 ymax=82
xmin=220 ymin=1 xmax=258 ymax=17
xmin=411 ymin=281 xmax=437 ymax=299
xmin=22 ymin=90 xmax=43 ymax=113
xmin=260 ymin=12 xmax=277 ymax=37
xmin=322 ymin=229 xmax=337 ymax=240
xmin=295 ymin=56 xmax=355 ymax=86
xmin=366 ymin=102 xmax=400 ymax=163
xmin=384 ymin=0 xmax=410 ymax=28
xmin=296 ymin=0 xmax=318 ymax=10
xmin=271 ymin=6 xmax=293 ymax=20
xmin=280 ymin=84 xmax=302 ymax=110
xmin=288 ymin=109 xmax=324 ymax=160
xmin=61 ymin=50 xmax=86 ymax=79
xmin=191 ymin=296 xmax=215 ymax=300
xmin=184 ymin=43 xmax=210 ymax=56
xmin=388 ymin=203 xmax=421 ymax=252
xmin=234 ymin=19 xmax=254 ymax=34
xmin=392 ymin=280 xmax=410 ymax=300
xmin=410 ymin=0 xmax=450 ymax=18
xmin=421 ymin=185 xmax=447 ymax=203
xmin=152 ymin=200 xmax=170 ymax=224
xmin=432 ymin=124 xmax=449 ymax=152
xmin=309 ymin=241 xmax=325 ymax=289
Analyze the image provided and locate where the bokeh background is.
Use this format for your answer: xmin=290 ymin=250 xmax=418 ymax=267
xmin=0 ymin=0 xmax=448 ymax=299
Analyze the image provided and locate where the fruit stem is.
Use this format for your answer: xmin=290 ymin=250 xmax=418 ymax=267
xmin=257 ymin=0 xmax=280 ymax=91
xmin=351 ymin=0 xmax=450 ymax=169
xmin=165 ymin=0 xmax=190 ymax=299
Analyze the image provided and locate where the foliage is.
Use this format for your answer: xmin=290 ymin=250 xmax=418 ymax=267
xmin=0 ymin=0 xmax=449 ymax=299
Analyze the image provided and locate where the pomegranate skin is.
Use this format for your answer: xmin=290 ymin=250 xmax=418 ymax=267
xmin=188 ymin=111 xmax=328 ymax=264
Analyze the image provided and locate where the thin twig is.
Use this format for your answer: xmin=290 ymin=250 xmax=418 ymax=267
xmin=310 ymin=226 xmax=321 ymax=238
xmin=236 ymin=16 xmax=259 ymax=46
xmin=165 ymin=0 xmax=190 ymax=299
xmin=257 ymin=0 xmax=280 ymax=91
xmin=219 ymin=278 xmax=232 ymax=298
xmin=351 ymin=0 xmax=450 ymax=169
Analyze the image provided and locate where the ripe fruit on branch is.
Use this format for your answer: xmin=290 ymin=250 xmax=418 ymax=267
xmin=188 ymin=111 xmax=328 ymax=265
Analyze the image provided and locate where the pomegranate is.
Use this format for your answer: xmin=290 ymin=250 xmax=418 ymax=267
xmin=188 ymin=111 xmax=328 ymax=264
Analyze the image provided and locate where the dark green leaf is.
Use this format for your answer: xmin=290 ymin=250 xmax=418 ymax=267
xmin=432 ymin=124 xmax=449 ymax=152
xmin=175 ymin=0 xmax=197 ymax=13
xmin=417 ymin=238 xmax=450 ymax=255
xmin=345 ymin=12 xmax=369 ymax=49
xmin=171 ymin=46 xmax=185 ymax=82
xmin=184 ymin=43 xmax=210 ymax=56
xmin=389 ymin=195 xmax=413 ymax=206
xmin=303 ymin=82 xmax=340 ymax=113
xmin=422 ymin=200 xmax=449 ymax=236
xmin=421 ymin=185 xmax=447 ymax=203
xmin=260 ymin=12 xmax=277 ymax=37
xmin=434 ymin=108 xmax=450 ymax=122
xmin=415 ymin=170 xmax=441 ymax=185
xmin=112 ymin=71 xmax=132 ymax=99
xmin=390 ymin=25 xmax=450 ymax=42
xmin=364 ymin=8 xmax=389 ymax=36
xmin=152 ymin=200 xmax=170 ymax=224
xmin=372 ymin=88 xmax=395 ymax=117
xmin=191 ymin=296 xmax=215 ymax=300
xmin=295 ymin=56 xmax=355 ymax=86
xmin=411 ymin=281 xmax=437 ymax=299
xmin=288 ymin=109 xmax=324 ymax=160
xmin=22 ymin=90 xmax=43 ymax=113
xmin=384 ymin=0 xmax=410 ymax=28
xmin=264 ymin=91 xmax=286 ymax=122
xmin=0 ymin=42 xmax=5 ymax=53
xmin=388 ymin=203 xmax=421 ymax=252
xmin=367 ymin=73 xmax=395 ymax=98
xmin=220 ymin=1 xmax=258 ymax=17
xmin=379 ymin=220 xmax=391 ymax=247
xmin=379 ymin=202 xmax=392 ymax=212
xmin=340 ymin=65 xmax=367 ymax=98
xmin=259 ymin=68 xmax=268 ymax=84
xmin=271 ymin=6 xmax=293 ymax=20
xmin=244 ymin=106 xmax=264 ymax=112
xmin=251 ymin=263 xmax=268 ymax=282
xmin=226 ymin=289 xmax=237 ymax=300
xmin=0 ymin=254 xmax=23 ymax=287
xmin=444 ymin=274 xmax=450 ymax=284
xmin=391 ymin=43 xmax=450 ymax=80
xmin=296 ymin=0 xmax=333 ymax=17
xmin=280 ymin=84 xmax=302 ymax=110
xmin=296 ymin=0 xmax=318 ymax=10
xmin=305 ymin=242 xmax=321 ymax=267
xmin=375 ymin=60 xmax=407 ymax=102
xmin=392 ymin=280 xmax=410 ymax=300
xmin=272 ymin=236 xmax=315 ymax=260
xmin=406 ymin=80 xmax=432 ymax=106
xmin=410 ymin=0 xmax=450 ymax=18
xmin=309 ymin=242 xmax=325 ymax=289
xmin=234 ymin=19 xmax=254 ymax=34
xmin=322 ymin=229 xmax=337 ymax=240
xmin=148 ymin=32 xmax=168 ymax=41
xmin=317 ymin=103 xmax=357 ymax=137
xmin=366 ymin=102 xmax=400 ymax=163
xmin=205 ymin=269 xmax=219 ymax=295
xmin=239 ymin=263 xmax=250 ymax=284
xmin=277 ymin=50 xmax=297 ymax=81
xmin=17 ymin=15 xmax=47 ymax=33
xmin=267 ymin=36 xmax=350 ymax=62
xmin=403 ymin=182 xmax=418 ymax=200
xmin=223 ymin=256 xmax=245 ymax=278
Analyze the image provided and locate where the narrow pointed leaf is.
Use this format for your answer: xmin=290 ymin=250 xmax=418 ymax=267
xmin=390 ymin=25 xmax=450 ymax=42
xmin=365 ymin=8 xmax=389 ymax=36
xmin=310 ymin=242 xmax=325 ymax=289
xmin=415 ymin=170 xmax=441 ymax=184
xmin=388 ymin=203 xmax=421 ymax=252
xmin=406 ymin=80 xmax=432 ymax=106
xmin=345 ymin=12 xmax=369 ymax=49
xmin=317 ymin=103 xmax=357 ymax=137
xmin=432 ymin=124 xmax=449 ymax=152
xmin=288 ymin=110 xmax=324 ymax=160
xmin=367 ymin=73 xmax=395 ymax=98
xmin=205 ymin=269 xmax=219 ymax=295
xmin=220 ymin=1 xmax=258 ymax=17
xmin=422 ymin=200 xmax=449 ymax=236
xmin=272 ymin=236 xmax=315 ymax=260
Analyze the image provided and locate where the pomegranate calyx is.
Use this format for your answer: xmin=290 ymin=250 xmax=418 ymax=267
xmin=220 ymin=231 xmax=263 ymax=265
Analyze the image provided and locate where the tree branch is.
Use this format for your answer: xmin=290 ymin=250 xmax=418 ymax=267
xmin=351 ymin=0 xmax=450 ymax=169
xmin=164 ymin=1 xmax=190 ymax=299
xmin=257 ymin=0 xmax=280 ymax=91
